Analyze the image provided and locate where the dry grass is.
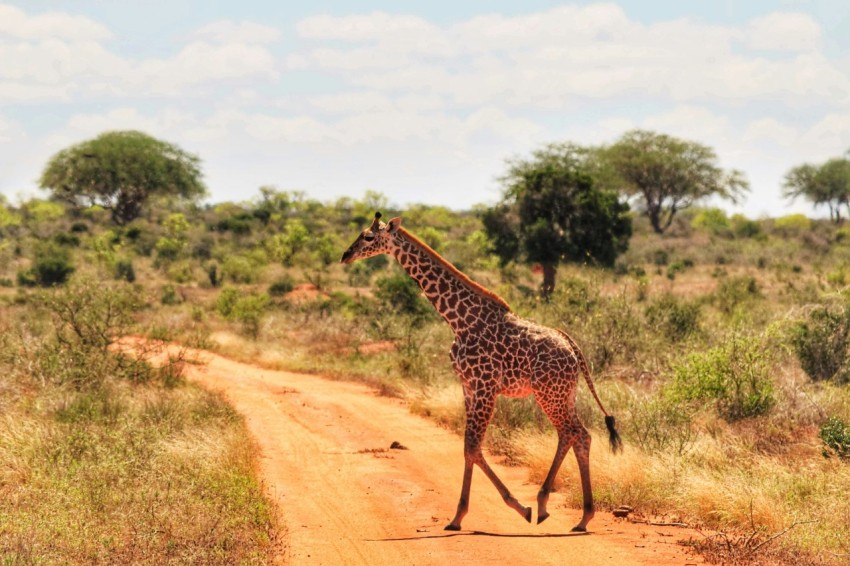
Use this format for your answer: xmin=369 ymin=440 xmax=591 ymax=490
xmin=0 ymin=291 xmax=280 ymax=565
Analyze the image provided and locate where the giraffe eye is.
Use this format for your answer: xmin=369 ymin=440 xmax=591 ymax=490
xmin=363 ymin=233 xmax=375 ymax=242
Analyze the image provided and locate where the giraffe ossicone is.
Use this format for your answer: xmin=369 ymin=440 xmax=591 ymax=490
xmin=341 ymin=211 xmax=622 ymax=532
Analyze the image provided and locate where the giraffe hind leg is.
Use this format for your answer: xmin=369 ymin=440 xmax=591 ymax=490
xmin=570 ymin=424 xmax=595 ymax=532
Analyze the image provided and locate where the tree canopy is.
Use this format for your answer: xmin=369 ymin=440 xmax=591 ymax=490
xmin=40 ymin=130 xmax=206 ymax=225
xmin=482 ymin=143 xmax=632 ymax=297
xmin=599 ymin=130 xmax=749 ymax=234
xmin=783 ymin=155 xmax=850 ymax=223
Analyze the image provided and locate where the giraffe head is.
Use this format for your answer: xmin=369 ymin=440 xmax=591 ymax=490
xmin=341 ymin=212 xmax=402 ymax=264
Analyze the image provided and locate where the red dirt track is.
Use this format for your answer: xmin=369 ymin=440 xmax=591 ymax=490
xmin=132 ymin=340 xmax=705 ymax=565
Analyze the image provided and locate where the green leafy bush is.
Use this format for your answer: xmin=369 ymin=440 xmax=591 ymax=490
xmin=714 ymin=275 xmax=760 ymax=315
xmin=789 ymin=304 xmax=850 ymax=383
xmin=646 ymin=294 xmax=700 ymax=342
xmin=222 ymin=255 xmax=262 ymax=284
xmin=820 ymin=416 xmax=850 ymax=459
xmin=268 ymin=275 xmax=295 ymax=296
xmin=18 ymin=243 xmax=75 ymax=287
xmin=114 ymin=259 xmax=136 ymax=283
xmin=216 ymin=287 xmax=269 ymax=338
xmin=161 ymin=284 xmax=183 ymax=305
xmin=375 ymin=273 xmax=432 ymax=323
xmin=669 ymin=334 xmax=776 ymax=421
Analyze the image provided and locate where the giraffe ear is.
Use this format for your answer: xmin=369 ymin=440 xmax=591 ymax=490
xmin=387 ymin=217 xmax=402 ymax=233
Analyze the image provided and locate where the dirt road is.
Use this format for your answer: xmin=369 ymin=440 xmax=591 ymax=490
xmin=161 ymin=344 xmax=704 ymax=565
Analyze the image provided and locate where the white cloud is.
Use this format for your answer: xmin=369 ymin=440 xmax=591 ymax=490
xmin=747 ymin=12 xmax=821 ymax=52
xmin=0 ymin=5 xmax=280 ymax=102
xmin=134 ymin=41 xmax=279 ymax=94
xmin=288 ymin=6 xmax=850 ymax=110
xmin=192 ymin=20 xmax=281 ymax=44
xmin=742 ymin=118 xmax=798 ymax=147
xmin=0 ymin=3 xmax=111 ymax=41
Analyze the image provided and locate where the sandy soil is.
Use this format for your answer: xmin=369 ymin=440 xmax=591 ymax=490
xmin=131 ymin=341 xmax=706 ymax=565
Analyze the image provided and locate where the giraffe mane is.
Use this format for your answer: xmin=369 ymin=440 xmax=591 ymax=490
xmin=397 ymin=226 xmax=512 ymax=312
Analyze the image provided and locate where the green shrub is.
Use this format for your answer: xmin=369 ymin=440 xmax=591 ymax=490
xmin=691 ymin=208 xmax=730 ymax=236
xmin=789 ymin=304 xmax=850 ymax=383
xmin=731 ymin=214 xmax=761 ymax=238
xmin=161 ymin=284 xmax=183 ymax=305
xmin=669 ymin=334 xmax=776 ymax=421
xmin=155 ymin=237 xmax=184 ymax=262
xmin=820 ymin=416 xmax=850 ymax=459
xmin=645 ymin=294 xmax=700 ymax=342
xmin=714 ymin=275 xmax=760 ymax=315
xmin=268 ymin=275 xmax=295 ymax=296
xmin=114 ymin=259 xmax=136 ymax=283
xmin=216 ymin=287 xmax=240 ymax=318
xmin=18 ymin=243 xmax=75 ymax=287
xmin=53 ymin=232 xmax=80 ymax=247
xmin=375 ymin=273 xmax=432 ymax=324
xmin=165 ymin=260 xmax=194 ymax=284
xmin=222 ymin=255 xmax=262 ymax=284
xmin=216 ymin=289 xmax=269 ymax=338
xmin=207 ymin=263 xmax=220 ymax=287
xmin=773 ymin=214 xmax=811 ymax=236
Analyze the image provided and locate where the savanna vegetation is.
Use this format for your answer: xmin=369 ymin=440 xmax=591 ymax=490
xmin=3 ymin=130 xmax=850 ymax=564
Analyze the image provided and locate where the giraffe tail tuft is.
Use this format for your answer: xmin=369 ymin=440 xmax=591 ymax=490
xmin=604 ymin=415 xmax=623 ymax=454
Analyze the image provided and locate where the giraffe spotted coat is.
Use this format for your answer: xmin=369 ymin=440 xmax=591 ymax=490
xmin=341 ymin=213 xmax=621 ymax=532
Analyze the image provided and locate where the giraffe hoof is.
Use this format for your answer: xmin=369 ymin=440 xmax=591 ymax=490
xmin=571 ymin=525 xmax=587 ymax=533
xmin=444 ymin=524 xmax=461 ymax=531
xmin=524 ymin=507 xmax=532 ymax=523
xmin=537 ymin=512 xmax=550 ymax=525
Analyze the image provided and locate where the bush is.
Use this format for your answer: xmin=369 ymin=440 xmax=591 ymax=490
xmin=161 ymin=284 xmax=183 ymax=305
xmin=216 ymin=288 xmax=269 ymax=338
xmin=374 ymin=273 xmax=432 ymax=323
xmin=820 ymin=416 xmax=850 ymax=459
xmin=714 ymin=275 xmax=760 ymax=315
xmin=773 ymin=214 xmax=811 ymax=236
xmin=691 ymin=208 xmax=730 ymax=236
xmin=645 ymin=294 xmax=700 ymax=342
xmin=18 ymin=243 xmax=75 ymax=287
xmin=789 ymin=304 xmax=850 ymax=383
xmin=216 ymin=287 xmax=240 ymax=318
xmin=222 ymin=255 xmax=262 ymax=284
xmin=114 ymin=259 xmax=136 ymax=283
xmin=268 ymin=275 xmax=295 ymax=296
xmin=669 ymin=334 xmax=776 ymax=421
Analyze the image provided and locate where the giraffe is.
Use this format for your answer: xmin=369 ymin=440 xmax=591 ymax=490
xmin=341 ymin=212 xmax=622 ymax=532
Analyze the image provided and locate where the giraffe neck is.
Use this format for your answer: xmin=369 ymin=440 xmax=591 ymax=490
xmin=391 ymin=228 xmax=510 ymax=334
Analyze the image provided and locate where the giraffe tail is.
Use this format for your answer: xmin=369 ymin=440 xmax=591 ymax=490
xmin=556 ymin=329 xmax=623 ymax=454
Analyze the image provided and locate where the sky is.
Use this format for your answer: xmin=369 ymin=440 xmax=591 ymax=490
xmin=1 ymin=1 xmax=850 ymax=218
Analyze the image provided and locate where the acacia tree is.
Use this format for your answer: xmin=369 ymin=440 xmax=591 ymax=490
xmin=482 ymin=143 xmax=632 ymax=298
xmin=783 ymin=156 xmax=850 ymax=223
xmin=600 ymin=130 xmax=749 ymax=234
xmin=40 ymin=130 xmax=206 ymax=225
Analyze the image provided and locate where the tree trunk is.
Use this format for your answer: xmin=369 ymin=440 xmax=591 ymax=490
xmin=541 ymin=263 xmax=557 ymax=300
xmin=647 ymin=206 xmax=664 ymax=234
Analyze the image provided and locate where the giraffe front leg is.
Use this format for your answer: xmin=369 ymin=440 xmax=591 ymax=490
xmin=446 ymin=392 xmax=531 ymax=529
xmin=536 ymin=433 xmax=570 ymax=525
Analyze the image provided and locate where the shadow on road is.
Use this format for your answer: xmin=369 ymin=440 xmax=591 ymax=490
xmin=371 ymin=530 xmax=591 ymax=542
